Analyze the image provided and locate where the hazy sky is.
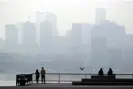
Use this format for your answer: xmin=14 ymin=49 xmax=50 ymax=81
xmin=0 ymin=0 xmax=133 ymax=39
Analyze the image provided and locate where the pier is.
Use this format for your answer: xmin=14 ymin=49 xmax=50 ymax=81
xmin=11 ymin=73 xmax=133 ymax=89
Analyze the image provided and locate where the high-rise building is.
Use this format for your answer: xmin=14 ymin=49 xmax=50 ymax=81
xmin=72 ymin=23 xmax=82 ymax=45
xmin=45 ymin=12 xmax=58 ymax=37
xmin=81 ymin=23 xmax=92 ymax=56
xmin=36 ymin=11 xmax=46 ymax=44
xmin=36 ymin=11 xmax=46 ymax=23
xmin=36 ymin=12 xmax=58 ymax=36
xmin=36 ymin=12 xmax=58 ymax=45
xmin=90 ymin=21 xmax=126 ymax=68
xmin=70 ymin=23 xmax=82 ymax=54
xmin=40 ymin=21 xmax=53 ymax=54
xmin=5 ymin=24 xmax=18 ymax=53
xmin=95 ymin=8 xmax=106 ymax=24
xmin=82 ymin=23 xmax=92 ymax=45
xmin=21 ymin=22 xmax=37 ymax=54
xmin=91 ymin=21 xmax=126 ymax=49
xmin=0 ymin=38 xmax=4 ymax=52
xmin=90 ymin=37 xmax=107 ymax=67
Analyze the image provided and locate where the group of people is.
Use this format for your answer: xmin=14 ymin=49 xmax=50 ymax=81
xmin=35 ymin=67 xmax=46 ymax=84
xmin=35 ymin=67 xmax=113 ymax=84
xmin=98 ymin=68 xmax=113 ymax=75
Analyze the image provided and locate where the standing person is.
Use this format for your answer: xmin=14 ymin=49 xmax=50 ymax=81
xmin=41 ymin=67 xmax=46 ymax=84
xmin=35 ymin=69 xmax=40 ymax=84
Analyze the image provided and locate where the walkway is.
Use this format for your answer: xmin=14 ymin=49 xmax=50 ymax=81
xmin=1 ymin=84 xmax=133 ymax=89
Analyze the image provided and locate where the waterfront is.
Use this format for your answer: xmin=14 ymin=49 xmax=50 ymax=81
xmin=1 ymin=72 xmax=133 ymax=86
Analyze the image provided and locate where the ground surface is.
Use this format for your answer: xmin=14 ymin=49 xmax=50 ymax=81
xmin=1 ymin=83 xmax=133 ymax=89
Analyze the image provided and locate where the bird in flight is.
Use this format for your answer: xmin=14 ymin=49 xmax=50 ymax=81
xmin=80 ymin=67 xmax=84 ymax=70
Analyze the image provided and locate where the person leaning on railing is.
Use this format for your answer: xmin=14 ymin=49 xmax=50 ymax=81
xmin=107 ymin=68 xmax=113 ymax=75
xmin=35 ymin=69 xmax=40 ymax=84
xmin=98 ymin=68 xmax=104 ymax=76
xmin=41 ymin=67 xmax=46 ymax=84
xmin=107 ymin=68 xmax=115 ymax=79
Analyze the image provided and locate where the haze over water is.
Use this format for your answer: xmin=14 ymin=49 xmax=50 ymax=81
xmin=0 ymin=0 xmax=133 ymax=86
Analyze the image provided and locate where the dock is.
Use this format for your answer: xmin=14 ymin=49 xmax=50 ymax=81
xmin=9 ymin=73 xmax=133 ymax=89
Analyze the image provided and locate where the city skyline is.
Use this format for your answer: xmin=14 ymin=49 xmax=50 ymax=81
xmin=0 ymin=3 xmax=133 ymax=74
xmin=1 ymin=7 xmax=130 ymax=56
xmin=1 ymin=0 xmax=133 ymax=85
xmin=0 ymin=0 xmax=133 ymax=39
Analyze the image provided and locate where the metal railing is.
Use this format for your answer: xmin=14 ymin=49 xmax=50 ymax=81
xmin=32 ymin=73 xmax=133 ymax=83
xmin=16 ymin=73 xmax=133 ymax=86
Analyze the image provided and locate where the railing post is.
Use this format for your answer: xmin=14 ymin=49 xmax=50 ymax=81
xmin=58 ymin=74 xmax=60 ymax=83
xmin=16 ymin=75 xmax=18 ymax=86
xmin=31 ymin=74 xmax=33 ymax=84
xmin=85 ymin=74 xmax=87 ymax=78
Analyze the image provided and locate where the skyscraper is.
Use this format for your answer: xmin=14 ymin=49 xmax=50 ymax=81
xmin=95 ymin=8 xmax=106 ymax=24
xmin=91 ymin=37 xmax=107 ymax=67
xmin=72 ymin=23 xmax=82 ymax=45
xmin=82 ymin=23 xmax=92 ymax=45
xmin=71 ymin=23 xmax=82 ymax=54
xmin=21 ymin=22 xmax=37 ymax=54
xmin=36 ymin=11 xmax=46 ymax=23
xmin=45 ymin=12 xmax=58 ymax=37
xmin=81 ymin=23 xmax=92 ymax=55
xmin=36 ymin=12 xmax=58 ymax=45
xmin=5 ymin=24 xmax=18 ymax=53
xmin=40 ymin=21 xmax=53 ymax=54
xmin=36 ymin=11 xmax=46 ymax=44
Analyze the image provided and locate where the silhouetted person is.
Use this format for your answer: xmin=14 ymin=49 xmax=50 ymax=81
xmin=41 ymin=67 xmax=46 ymax=84
xmin=98 ymin=68 xmax=104 ymax=75
xmin=35 ymin=69 xmax=40 ymax=84
xmin=108 ymin=68 xmax=113 ymax=75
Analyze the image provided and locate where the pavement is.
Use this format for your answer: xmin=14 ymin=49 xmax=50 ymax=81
xmin=1 ymin=83 xmax=133 ymax=89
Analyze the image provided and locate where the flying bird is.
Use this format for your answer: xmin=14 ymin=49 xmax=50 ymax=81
xmin=80 ymin=67 xmax=84 ymax=70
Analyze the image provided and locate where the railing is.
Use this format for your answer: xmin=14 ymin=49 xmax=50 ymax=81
xmin=16 ymin=73 xmax=133 ymax=86
xmin=32 ymin=73 xmax=133 ymax=83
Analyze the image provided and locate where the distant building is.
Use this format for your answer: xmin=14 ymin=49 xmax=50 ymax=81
xmin=53 ymin=36 xmax=69 ymax=55
xmin=69 ymin=23 xmax=82 ymax=54
xmin=5 ymin=24 xmax=18 ymax=53
xmin=40 ymin=21 xmax=53 ymax=54
xmin=0 ymin=38 xmax=4 ymax=52
xmin=36 ymin=12 xmax=58 ymax=48
xmin=66 ymin=23 xmax=92 ymax=55
xmin=36 ymin=12 xmax=58 ymax=37
xmin=90 ymin=20 xmax=126 ymax=67
xmin=95 ymin=8 xmax=106 ymax=24
xmin=91 ymin=20 xmax=126 ymax=49
xmin=81 ymin=24 xmax=92 ymax=54
xmin=122 ymin=34 xmax=133 ymax=61
xmin=82 ymin=23 xmax=92 ymax=45
xmin=44 ymin=12 xmax=58 ymax=37
xmin=90 ymin=37 xmax=107 ymax=67
xmin=21 ymin=22 xmax=37 ymax=54
xmin=36 ymin=11 xmax=46 ymax=44
xmin=71 ymin=23 xmax=82 ymax=45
